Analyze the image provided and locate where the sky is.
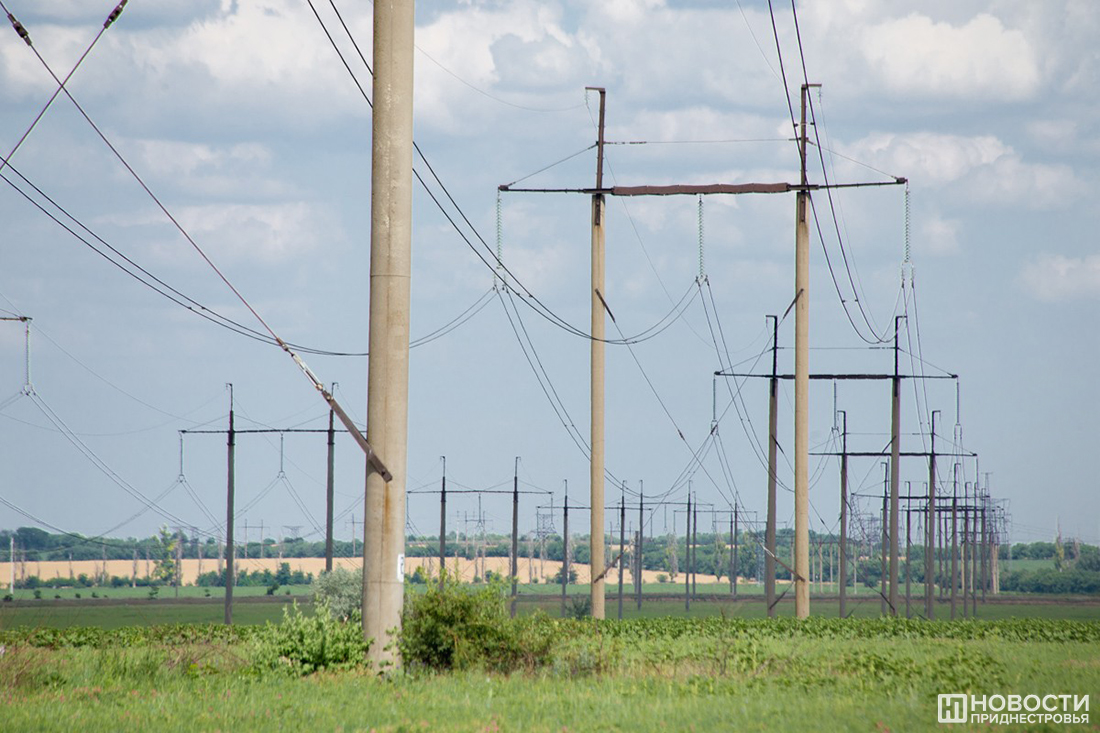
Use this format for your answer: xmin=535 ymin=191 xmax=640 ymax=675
xmin=0 ymin=0 xmax=1097 ymax=552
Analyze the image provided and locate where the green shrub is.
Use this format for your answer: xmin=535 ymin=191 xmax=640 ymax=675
xmin=252 ymin=602 xmax=369 ymax=675
xmin=566 ymin=596 xmax=592 ymax=619
xmin=399 ymin=576 xmax=555 ymax=673
xmin=312 ymin=567 xmax=361 ymax=621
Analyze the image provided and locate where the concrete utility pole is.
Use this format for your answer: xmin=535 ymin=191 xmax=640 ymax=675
xmin=838 ymin=410 xmax=848 ymax=618
xmin=765 ymin=314 xmax=779 ymax=617
xmin=511 ymin=457 xmax=520 ymax=618
xmin=905 ymin=501 xmax=911 ymax=618
xmin=880 ymin=463 xmax=888 ymax=616
xmin=439 ymin=457 xmax=447 ymax=587
xmin=926 ymin=410 xmax=938 ymax=619
xmin=561 ymin=488 xmax=569 ymax=618
xmin=684 ymin=494 xmax=691 ymax=612
xmin=794 ymin=83 xmax=818 ymax=619
xmin=637 ymin=490 xmax=644 ymax=610
xmin=587 ymin=85 xmax=608 ymax=621
xmin=951 ymin=470 xmax=959 ymax=619
xmin=225 ymin=384 xmax=235 ymax=625
xmin=692 ymin=500 xmax=699 ymax=599
xmin=617 ymin=491 xmax=625 ymax=620
xmin=889 ymin=316 xmax=904 ymax=615
xmin=325 ymin=400 xmax=335 ymax=573
xmin=731 ymin=508 xmax=738 ymax=597
xmin=363 ymin=0 xmax=415 ymax=667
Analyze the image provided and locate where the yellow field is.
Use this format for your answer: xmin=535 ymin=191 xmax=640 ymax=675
xmin=2 ymin=555 xmax=727 ymax=586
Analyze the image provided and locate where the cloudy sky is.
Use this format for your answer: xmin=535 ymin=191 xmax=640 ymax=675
xmin=0 ymin=0 xmax=1096 ymax=551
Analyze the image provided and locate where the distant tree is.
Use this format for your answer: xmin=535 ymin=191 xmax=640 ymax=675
xmin=152 ymin=526 xmax=177 ymax=585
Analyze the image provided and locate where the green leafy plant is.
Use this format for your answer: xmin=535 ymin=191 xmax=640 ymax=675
xmin=311 ymin=567 xmax=361 ymax=621
xmin=252 ymin=602 xmax=370 ymax=676
xmin=399 ymin=574 xmax=555 ymax=673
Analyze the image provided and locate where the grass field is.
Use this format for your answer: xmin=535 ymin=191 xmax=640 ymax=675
xmin=3 ymin=582 xmax=1097 ymax=630
xmin=1 ymin=616 xmax=1097 ymax=732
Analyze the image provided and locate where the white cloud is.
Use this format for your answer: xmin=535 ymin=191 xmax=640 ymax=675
xmin=918 ymin=214 xmax=960 ymax=256
xmin=966 ymin=156 xmax=1079 ymax=209
xmin=845 ymin=133 xmax=1008 ymax=184
xmin=842 ymin=132 xmax=1080 ymax=209
xmin=135 ymin=201 xmax=342 ymax=265
xmin=860 ymin=13 xmax=1039 ymax=100
xmin=130 ymin=139 xmax=290 ymax=198
xmin=1019 ymin=254 xmax=1100 ymax=301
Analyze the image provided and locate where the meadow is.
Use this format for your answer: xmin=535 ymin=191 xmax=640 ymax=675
xmin=1 ymin=573 xmax=1098 ymax=732
xmin=1 ymin=614 xmax=1098 ymax=732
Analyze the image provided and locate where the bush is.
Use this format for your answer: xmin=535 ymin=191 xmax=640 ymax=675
xmin=253 ymin=602 xmax=370 ymax=675
xmin=566 ymin=596 xmax=592 ymax=619
xmin=399 ymin=576 xmax=555 ymax=673
xmin=312 ymin=567 xmax=362 ymax=621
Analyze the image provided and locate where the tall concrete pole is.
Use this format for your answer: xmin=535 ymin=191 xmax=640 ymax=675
xmin=889 ymin=316 xmax=903 ymax=615
xmin=732 ymin=507 xmax=738 ymax=598
xmin=617 ymin=490 xmax=625 ymax=620
xmin=951 ymin=470 xmax=958 ymax=619
xmin=561 ymin=487 xmax=569 ymax=618
xmin=684 ymin=493 xmax=691 ymax=612
xmin=587 ymin=86 xmax=607 ymax=620
xmin=363 ymin=0 xmax=415 ymax=668
xmin=926 ymin=410 xmax=938 ymax=619
xmin=325 ymin=401 xmax=335 ymax=573
xmin=637 ymin=489 xmax=644 ymax=610
xmin=224 ymin=384 xmax=235 ymax=625
xmin=692 ymin=500 xmax=699 ymax=600
xmin=980 ymin=494 xmax=988 ymax=604
xmin=511 ymin=457 xmax=520 ymax=618
xmin=794 ymin=83 xmax=815 ymax=619
xmin=765 ymin=314 xmax=779 ymax=617
xmin=838 ymin=410 xmax=848 ymax=618
xmin=880 ymin=468 xmax=888 ymax=616
xmin=439 ymin=457 xmax=446 ymax=587
xmin=905 ymin=500 xmax=912 ymax=618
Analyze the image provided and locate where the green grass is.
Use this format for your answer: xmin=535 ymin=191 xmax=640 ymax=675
xmin=3 ymin=587 xmax=1096 ymax=630
xmin=0 ymin=599 xmax=298 ymax=629
xmin=1 ymin=618 xmax=1097 ymax=732
xmin=2 ymin=584 xmax=312 ymax=601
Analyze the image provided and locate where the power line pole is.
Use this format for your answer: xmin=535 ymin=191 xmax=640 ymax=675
xmin=325 ymin=396 xmax=335 ymax=573
xmin=951 ymin=467 xmax=959 ymax=620
xmin=880 ymin=463 xmax=888 ymax=616
xmin=637 ymin=487 xmax=644 ymax=610
xmin=839 ymin=410 xmax=848 ymax=618
xmin=732 ymin=505 xmax=739 ymax=598
xmin=561 ymin=486 xmax=569 ymax=618
xmin=794 ymin=82 xmax=819 ymax=619
xmin=587 ymin=85 xmax=608 ymax=621
xmin=439 ymin=457 xmax=446 ymax=588
xmin=905 ymin=498 xmax=912 ymax=618
xmin=926 ymin=409 xmax=938 ymax=619
xmin=224 ymin=384 xmax=235 ymax=625
xmin=617 ymin=489 xmax=625 ymax=620
xmin=511 ymin=456 xmax=520 ymax=618
xmin=692 ymin=497 xmax=699 ymax=600
xmin=889 ymin=315 xmax=904 ymax=615
xmin=363 ymin=0 xmax=415 ymax=668
xmin=765 ymin=313 xmax=779 ymax=617
xmin=684 ymin=493 xmax=691 ymax=612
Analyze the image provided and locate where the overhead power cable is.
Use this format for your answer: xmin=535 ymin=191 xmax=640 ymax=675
xmin=311 ymin=0 xmax=664 ymax=347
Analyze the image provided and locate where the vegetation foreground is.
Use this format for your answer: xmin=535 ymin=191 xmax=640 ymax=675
xmin=1 ymin=583 xmax=1098 ymax=732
